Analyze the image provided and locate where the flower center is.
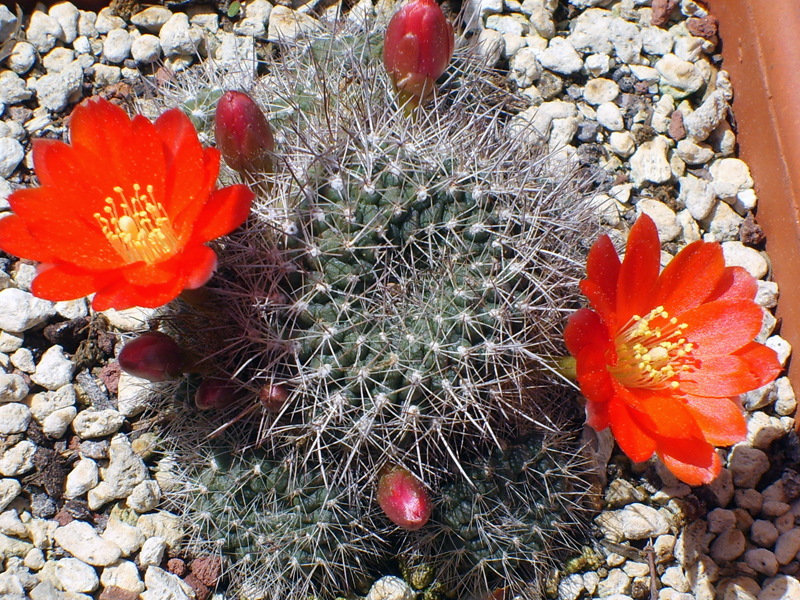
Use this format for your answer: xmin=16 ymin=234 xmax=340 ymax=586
xmin=610 ymin=305 xmax=693 ymax=390
xmin=94 ymin=184 xmax=179 ymax=265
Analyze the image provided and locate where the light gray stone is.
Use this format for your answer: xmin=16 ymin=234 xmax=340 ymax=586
xmin=757 ymin=574 xmax=800 ymax=600
xmin=677 ymin=209 xmax=701 ymax=243
xmin=42 ymin=47 xmax=73 ymax=74
xmin=138 ymin=536 xmax=166 ymax=567
xmin=101 ymin=516 xmax=145 ymax=557
xmin=65 ymin=458 xmax=99 ymax=499
xmin=10 ymin=347 xmax=34 ymax=372
xmin=538 ymin=37 xmax=583 ymax=75
xmin=131 ymin=6 xmax=173 ymax=33
xmin=597 ymin=568 xmax=632 ymax=597
xmin=509 ymin=48 xmax=541 ymax=88
xmin=0 ymin=6 xmax=17 ymax=44
xmin=131 ymin=34 xmax=161 ymax=64
xmin=87 ymin=434 xmax=147 ymax=510
xmin=676 ymin=139 xmax=714 ymax=165
xmin=54 ymin=298 xmax=88 ymax=320
xmin=0 ymin=440 xmax=36 ymax=476
xmin=656 ymin=54 xmax=704 ymax=98
xmin=137 ymin=512 xmax=183 ymax=550
xmin=29 ymin=385 xmax=76 ymax=423
xmin=6 ymin=42 xmax=37 ymax=75
xmin=0 ymin=479 xmax=21 ymax=512
xmin=0 ymin=374 xmax=28 ymax=404
xmin=595 ymin=503 xmax=671 ymax=543
xmin=141 ymin=565 xmax=195 ymax=600
xmin=583 ymin=78 xmax=619 ymax=105
xmin=477 ymin=28 xmax=505 ymax=66
xmin=77 ymin=10 xmax=98 ymax=37
xmin=0 ymin=71 xmax=32 ymax=104
xmin=652 ymin=93 xmax=676 ymax=134
xmin=72 ymin=409 xmax=124 ymax=439
xmin=366 ymin=576 xmax=415 ymax=600
xmin=636 ymin=199 xmax=681 ymax=242
xmin=746 ymin=411 xmax=788 ymax=450
xmin=103 ymin=29 xmax=132 ymax=63
xmin=127 ymin=480 xmax=161 ymax=513
xmin=101 ymin=306 xmax=158 ymax=332
xmin=93 ymin=64 xmax=121 ymax=87
xmin=662 ymin=566 xmax=690 ymax=592
xmin=32 ymin=61 xmax=84 ymax=112
xmin=95 ymin=7 xmax=124 ymax=34
xmin=0 ymin=403 xmax=30 ymax=435
xmin=609 ymin=131 xmax=636 ymax=157
xmin=702 ymin=202 xmax=743 ymax=242
xmin=558 ymin=573 xmax=584 ymax=600
xmin=31 ymin=345 xmax=74 ymax=390
xmin=56 ymin=557 xmax=99 ymax=593
xmin=684 ymin=91 xmax=728 ymax=142
xmin=49 ymin=3 xmax=79 ymax=44
xmin=641 ymin=26 xmax=674 ymax=55
xmin=710 ymin=158 xmax=754 ymax=199
xmin=584 ymin=54 xmax=611 ymax=78
xmin=729 ymin=445 xmax=769 ymax=489
xmin=0 ymin=138 xmax=24 ymax=179
xmin=53 ymin=520 xmax=122 ymax=567
xmin=766 ymin=335 xmax=791 ymax=366
xmin=679 ymin=174 xmax=717 ymax=220
xmin=27 ymin=11 xmax=63 ymax=53
xmin=629 ymin=136 xmax=672 ymax=185
xmin=630 ymin=64 xmax=660 ymax=84
xmin=100 ymin=559 xmax=145 ymax=593
xmin=721 ymin=242 xmax=768 ymax=279
xmin=0 ymin=509 xmax=27 ymax=538
xmin=160 ymin=13 xmax=201 ymax=57
xmin=774 ymin=377 xmax=796 ymax=416
xmin=268 ymin=6 xmax=320 ymax=43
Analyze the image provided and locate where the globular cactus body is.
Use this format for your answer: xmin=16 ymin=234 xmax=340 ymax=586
xmin=150 ymin=14 xmax=599 ymax=600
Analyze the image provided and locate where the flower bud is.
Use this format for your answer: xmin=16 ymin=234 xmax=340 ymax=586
xmin=214 ymin=91 xmax=275 ymax=177
xmin=377 ymin=466 xmax=432 ymax=530
xmin=259 ymin=382 xmax=289 ymax=412
xmin=118 ymin=332 xmax=186 ymax=382
xmin=383 ymin=0 xmax=455 ymax=108
xmin=195 ymin=377 xmax=242 ymax=410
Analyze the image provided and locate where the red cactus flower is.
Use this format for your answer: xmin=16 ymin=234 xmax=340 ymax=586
xmin=214 ymin=91 xmax=275 ymax=179
xmin=195 ymin=377 xmax=243 ymax=410
xmin=377 ymin=466 xmax=432 ymax=530
xmin=383 ymin=0 xmax=455 ymax=108
xmin=564 ymin=214 xmax=782 ymax=486
xmin=0 ymin=97 xmax=254 ymax=311
xmin=118 ymin=331 xmax=187 ymax=382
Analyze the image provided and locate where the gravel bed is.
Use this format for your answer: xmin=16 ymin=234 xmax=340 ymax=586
xmin=0 ymin=1 xmax=798 ymax=599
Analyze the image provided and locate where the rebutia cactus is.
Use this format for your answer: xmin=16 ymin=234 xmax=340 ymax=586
xmin=147 ymin=10 xmax=599 ymax=600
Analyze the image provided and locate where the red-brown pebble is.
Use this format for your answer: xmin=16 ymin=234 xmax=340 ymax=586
xmin=651 ymin=0 xmax=679 ymax=28
xmin=185 ymin=573 xmax=212 ymax=600
xmin=99 ymin=587 xmax=140 ymax=600
xmin=668 ymin=110 xmax=686 ymax=141
xmin=687 ymin=15 xmax=719 ymax=39
xmin=167 ymin=557 xmax=187 ymax=577
xmin=191 ymin=555 xmax=222 ymax=587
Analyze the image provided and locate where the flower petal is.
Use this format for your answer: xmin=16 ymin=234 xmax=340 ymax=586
xmin=585 ymin=233 xmax=620 ymax=314
xmin=183 ymin=244 xmax=218 ymax=289
xmin=586 ymin=398 xmax=610 ymax=431
xmin=576 ymin=345 xmax=615 ymax=405
xmin=677 ymin=354 xmax=759 ymax=397
xmin=608 ymin=398 xmax=657 ymax=463
xmin=616 ymin=214 xmax=661 ymax=325
xmin=31 ymin=263 xmax=118 ymax=301
xmin=680 ymin=299 xmax=763 ymax=358
xmin=0 ymin=214 xmax=55 ymax=263
xmin=190 ymin=184 xmax=254 ymax=243
xmin=735 ymin=342 xmax=783 ymax=388
xmin=683 ymin=394 xmax=747 ymax=446
xmin=564 ymin=308 xmax=611 ymax=357
xmin=650 ymin=241 xmax=725 ymax=317
xmin=92 ymin=273 xmax=189 ymax=312
xmin=633 ymin=392 xmax=703 ymax=440
xmin=657 ymin=439 xmax=721 ymax=486
xmin=706 ymin=266 xmax=758 ymax=302
xmin=580 ymin=280 xmax=616 ymax=328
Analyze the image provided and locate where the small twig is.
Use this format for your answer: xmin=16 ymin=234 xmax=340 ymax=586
xmin=644 ymin=540 xmax=659 ymax=600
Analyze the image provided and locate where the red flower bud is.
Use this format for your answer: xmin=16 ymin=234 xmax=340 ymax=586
xmin=383 ymin=0 xmax=455 ymax=108
xmin=118 ymin=332 xmax=187 ymax=382
xmin=377 ymin=466 xmax=432 ymax=530
xmin=259 ymin=383 xmax=289 ymax=412
xmin=195 ymin=377 xmax=242 ymax=410
xmin=214 ymin=91 xmax=275 ymax=177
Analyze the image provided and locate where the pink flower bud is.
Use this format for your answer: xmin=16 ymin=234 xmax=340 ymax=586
xmin=118 ymin=332 xmax=186 ymax=382
xmin=214 ymin=91 xmax=275 ymax=177
xmin=377 ymin=466 xmax=432 ymax=530
xmin=195 ymin=377 xmax=242 ymax=410
xmin=259 ymin=383 xmax=289 ymax=412
xmin=383 ymin=0 xmax=455 ymax=108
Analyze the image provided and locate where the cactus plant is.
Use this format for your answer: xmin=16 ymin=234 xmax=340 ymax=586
xmin=150 ymin=13 xmax=598 ymax=600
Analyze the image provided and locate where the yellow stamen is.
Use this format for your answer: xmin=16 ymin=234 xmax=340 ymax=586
xmin=94 ymin=184 xmax=179 ymax=265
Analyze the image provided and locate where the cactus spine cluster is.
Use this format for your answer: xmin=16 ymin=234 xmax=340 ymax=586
xmin=149 ymin=12 xmax=599 ymax=600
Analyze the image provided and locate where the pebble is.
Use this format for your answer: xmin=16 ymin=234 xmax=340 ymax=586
xmin=10 ymin=347 xmax=34 ymax=373
xmin=662 ymin=565 xmax=690 ymax=592
xmin=53 ymin=520 xmax=122 ymax=567
xmin=597 ymin=568 xmax=632 ymax=597
xmin=584 ymin=53 xmax=611 ymax=77
xmin=56 ymin=557 xmax=99 ymax=593
xmin=87 ymin=434 xmax=147 ymax=510
xmin=684 ymin=91 xmax=728 ymax=142
xmin=159 ymin=13 xmax=201 ymax=56
xmin=558 ymin=573 xmax=585 ymax=600
xmin=656 ymin=53 xmax=705 ymax=97
xmin=42 ymin=47 xmax=75 ymax=72
xmin=509 ymin=48 xmax=541 ymax=88
xmin=116 ymin=372 xmax=151 ymax=417
xmin=744 ymin=548 xmax=779 ymax=576
xmin=596 ymin=503 xmax=672 ymax=542
xmin=65 ymin=458 xmax=99 ymax=499
xmin=100 ymin=559 xmax=145 ymax=594
xmin=583 ymin=78 xmax=620 ymax=105
xmin=773 ymin=528 xmax=800 ymax=564
xmin=710 ymin=158 xmax=754 ymax=199
xmin=0 ymin=403 xmax=31 ymax=435
xmin=131 ymin=7 xmax=173 ymax=33
xmin=366 ymin=575 xmax=416 ymax=600
xmin=31 ymin=61 xmax=84 ymax=112
xmin=103 ymin=29 xmax=132 ymax=63
xmin=637 ymin=198 xmax=681 ymax=242
xmin=138 ymin=536 xmax=167 ymax=567
xmin=131 ymin=34 xmax=162 ymax=64
xmin=0 ymin=71 xmax=33 ymax=105
xmin=676 ymin=139 xmax=714 ymax=165
xmin=736 ymin=490 xmax=764 ymax=515
xmin=746 ymin=412 xmax=788 ymax=450
xmin=729 ymin=445 xmax=770 ymax=489
xmin=95 ymin=7 xmax=125 ymax=33
xmin=27 ymin=11 xmax=63 ymax=53
xmin=0 ymin=440 xmax=36 ymax=476
xmin=678 ymin=174 xmax=716 ymax=220
xmin=774 ymin=378 xmax=796 ymax=416
xmin=702 ymin=202 xmax=743 ymax=242
xmin=629 ymin=136 xmax=672 ymax=185
xmin=101 ymin=516 xmax=145 ymax=557
xmin=267 ymin=6 xmax=320 ymax=43
xmin=597 ymin=101 xmax=625 ymax=131
xmin=721 ymin=242 xmax=769 ymax=279
xmin=538 ymin=37 xmax=584 ymax=75
xmin=31 ymin=345 xmax=75 ymax=390
xmin=766 ymin=336 xmax=792 ymax=366
xmin=757 ymin=574 xmax=800 ymax=600
xmin=0 ymin=138 xmax=25 ymax=179
xmin=0 ymin=479 xmax=21 ymax=512
xmin=0 ymin=5 xmax=16 ymax=41
xmin=710 ymin=528 xmax=746 ymax=562
xmin=136 ymin=512 xmax=183 ymax=550
xmin=127 ymin=480 xmax=161 ymax=513
xmin=141 ymin=565 xmax=195 ymax=600
xmin=72 ymin=409 xmax=125 ymax=439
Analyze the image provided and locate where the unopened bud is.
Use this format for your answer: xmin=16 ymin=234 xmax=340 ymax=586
xmin=214 ymin=91 xmax=275 ymax=177
xmin=118 ymin=332 xmax=186 ymax=382
xmin=383 ymin=0 xmax=454 ymax=109
xmin=377 ymin=466 xmax=432 ymax=530
xmin=259 ymin=383 xmax=289 ymax=412
xmin=195 ymin=377 xmax=242 ymax=410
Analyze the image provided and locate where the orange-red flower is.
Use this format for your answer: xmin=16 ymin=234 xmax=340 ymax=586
xmin=564 ymin=214 xmax=782 ymax=485
xmin=0 ymin=97 xmax=254 ymax=311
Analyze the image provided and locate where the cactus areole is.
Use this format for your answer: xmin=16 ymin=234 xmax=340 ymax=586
xmin=383 ymin=0 xmax=455 ymax=106
xmin=377 ymin=467 xmax=432 ymax=530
